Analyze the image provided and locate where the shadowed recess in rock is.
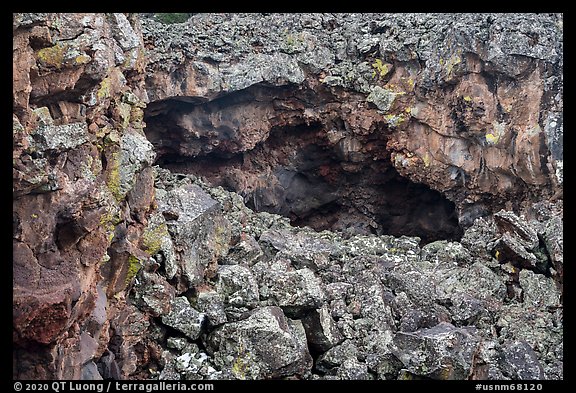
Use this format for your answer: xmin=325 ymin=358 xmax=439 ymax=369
xmin=144 ymin=86 xmax=463 ymax=243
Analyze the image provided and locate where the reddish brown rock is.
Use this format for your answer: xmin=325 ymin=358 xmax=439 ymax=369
xmin=13 ymin=13 xmax=155 ymax=380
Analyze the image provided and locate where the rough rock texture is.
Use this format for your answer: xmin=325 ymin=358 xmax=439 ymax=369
xmin=14 ymin=13 xmax=562 ymax=381
xmin=131 ymin=168 xmax=562 ymax=380
xmin=13 ymin=13 xmax=154 ymax=379
xmin=207 ymin=306 xmax=313 ymax=379
xmin=142 ymin=13 xmax=562 ymax=239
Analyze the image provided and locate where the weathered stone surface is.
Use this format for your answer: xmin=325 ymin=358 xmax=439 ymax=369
xmin=159 ymin=337 xmax=222 ymax=380
xmin=499 ymin=341 xmax=545 ymax=380
xmin=196 ymin=291 xmax=228 ymax=327
xmin=221 ymin=235 xmax=263 ymax=266
xmin=161 ymin=297 xmax=206 ymax=341
xmin=529 ymin=202 xmax=563 ymax=287
xmin=316 ymin=340 xmax=359 ymax=374
xmin=519 ymin=270 xmax=561 ymax=309
xmin=492 ymin=210 xmax=548 ymax=272
xmin=301 ymin=306 xmax=343 ymax=352
xmin=421 ymin=240 xmax=473 ymax=267
xmin=155 ymin=181 xmax=230 ymax=290
xmin=79 ymin=332 xmax=99 ymax=365
xmin=108 ymin=304 xmax=151 ymax=377
xmin=495 ymin=303 xmax=562 ymax=380
xmin=114 ymin=130 xmax=156 ymax=201
xmin=97 ymin=350 xmax=121 ymax=380
xmin=13 ymin=12 xmax=155 ymax=380
xmin=143 ymin=13 xmax=562 ymax=238
xmin=215 ymin=265 xmax=259 ymax=309
xmin=207 ymin=306 xmax=312 ymax=379
xmin=132 ymin=270 xmax=176 ymax=317
xmin=336 ymin=358 xmax=373 ymax=380
xmin=141 ymin=210 xmax=177 ymax=279
xmin=28 ymin=119 xmax=90 ymax=152
xmin=256 ymin=260 xmax=325 ymax=317
xmin=259 ymin=229 xmax=333 ymax=271
xmin=81 ymin=361 xmax=103 ymax=380
xmin=391 ymin=322 xmax=482 ymax=380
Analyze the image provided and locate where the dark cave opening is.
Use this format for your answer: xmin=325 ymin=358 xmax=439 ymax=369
xmin=144 ymin=92 xmax=463 ymax=244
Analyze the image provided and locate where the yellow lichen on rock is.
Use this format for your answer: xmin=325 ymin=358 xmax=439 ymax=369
xmin=445 ymin=53 xmax=461 ymax=75
xmin=142 ymin=222 xmax=169 ymax=256
xmin=384 ymin=113 xmax=406 ymax=128
xmin=74 ymin=54 xmax=91 ymax=65
xmin=422 ymin=152 xmax=431 ymax=167
xmin=97 ymin=77 xmax=112 ymax=100
xmin=231 ymin=355 xmax=248 ymax=380
xmin=125 ymin=255 xmax=142 ymax=285
xmin=37 ymin=44 xmax=91 ymax=69
xmin=106 ymin=150 xmax=123 ymax=201
xmin=485 ymin=122 xmax=506 ymax=145
xmin=37 ymin=43 xmax=68 ymax=69
xmin=485 ymin=132 xmax=500 ymax=144
xmin=371 ymin=58 xmax=390 ymax=80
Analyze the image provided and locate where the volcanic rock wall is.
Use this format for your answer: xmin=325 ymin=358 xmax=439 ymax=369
xmin=13 ymin=13 xmax=563 ymax=380
xmin=142 ymin=13 xmax=563 ymax=229
xmin=13 ymin=13 xmax=155 ymax=379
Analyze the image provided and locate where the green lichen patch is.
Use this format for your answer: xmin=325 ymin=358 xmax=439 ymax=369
xmin=367 ymin=86 xmax=398 ymax=112
xmin=122 ymin=91 xmax=144 ymax=107
xmin=404 ymin=76 xmax=415 ymax=90
xmin=103 ymin=129 xmax=120 ymax=145
xmin=36 ymin=43 xmax=91 ymax=70
xmin=116 ymin=102 xmax=132 ymax=130
xmin=283 ymin=31 xmax=304 ymax=54
xmin=97 ymin=68 xmax=128 ymax=103
xmin=36 ymin=43 xmax=68 ymax=69
xmin=100 ymin=252 xmax=111 ymax=265
xmin=371 ymin=59 xmax=390 ymax=80
xmin=79 ymin=153 xmax=98 ymax=180
xmin=105 ymin=150 xmax=123 ymax=201
xmin=485 ymin=131 xmax=500 ymax=145
xmin=130 ymin=106 xmax=145 ymax=127
xmin=99 ymin=209 xmax=122 ymax=227
xmin=485 ymin=121 xmax=506 ymax=145
xmin=445 ymin=53 xmax=462 ymax=76
xmin=142 ymin=221 xmax=169 ymax=256
xmin=125 ymin=255 xmax=143 ymax=285
xmin=422 ymin=152 xmax=431 ymax=167
xmin=384 ymin=113 xmax=406 ymax=128
xmin=97 ymin=77 xmax=112 ymax=100
xmin=32 ymin=107 xmax=54 ymax=126
xmin=74 ymin=54 xmax=91 ymax=65
xmin=99 ymin=208 xmax=122 ymax=246
xmin=231 ymin=355 xmax=248 ymax=380
xmin=230 ymin=341 xmax=250 ymax=380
